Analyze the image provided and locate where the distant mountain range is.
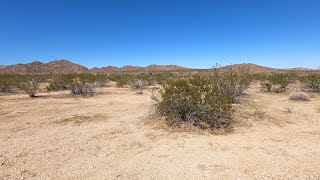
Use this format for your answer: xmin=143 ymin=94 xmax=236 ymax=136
xmin=0 ymin=60 xmax=189 ymax=74
xmin=0 ymin=60 xmax=318 ymax=74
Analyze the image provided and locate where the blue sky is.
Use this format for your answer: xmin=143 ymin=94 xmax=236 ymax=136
xmin=0 ymin=0 xmax=319 ymax=69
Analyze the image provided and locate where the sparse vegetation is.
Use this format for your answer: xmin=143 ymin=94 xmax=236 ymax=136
xmin=1 ymin=68 xmax=318 ymax=131
xmin=45 ymin=74 xmax=109 ymax=96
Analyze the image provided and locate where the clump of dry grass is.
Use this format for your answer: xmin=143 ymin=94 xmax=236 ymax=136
xmin=56 ymin=114 xmax=107 ymax=125
xmin=289 ymin=92 xmax=311 ymax=101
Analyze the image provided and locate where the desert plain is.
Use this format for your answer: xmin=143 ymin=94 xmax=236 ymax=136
xmin=1 ymin=82 xmax=320 ymax=180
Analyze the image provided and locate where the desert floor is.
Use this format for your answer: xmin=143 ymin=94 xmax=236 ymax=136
xmin=1 ymin=84 xmax=320 ymax=179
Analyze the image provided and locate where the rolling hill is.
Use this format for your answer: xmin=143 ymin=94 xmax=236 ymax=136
xmin=0 ymin=60 xmax=317 ymax=74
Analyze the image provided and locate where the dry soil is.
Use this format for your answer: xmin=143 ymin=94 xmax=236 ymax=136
xmin=1 ymin=84 xmax=320 ymax=179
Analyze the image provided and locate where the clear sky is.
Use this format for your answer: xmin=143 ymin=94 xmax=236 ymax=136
xmin=0 ymin=0 xmax=319 ymax=69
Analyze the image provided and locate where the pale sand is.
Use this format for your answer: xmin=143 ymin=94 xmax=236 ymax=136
xmin=1 ymin=84 xmax=320 ymax=179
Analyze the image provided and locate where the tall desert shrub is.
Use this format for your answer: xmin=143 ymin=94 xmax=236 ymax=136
xmin=18 ymin=78 xmax=39 ymax=97
xmin=261 ymin=73 xmax=290 ymax=93
xmin=305 ymin=74 xmax=320 ymax=93
xmin=152 ymin=75 xmax=234 ymax=129
xmin=70 ymin=78 xmax=96 ymax=96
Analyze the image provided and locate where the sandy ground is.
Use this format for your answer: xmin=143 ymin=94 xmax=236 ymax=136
xmin=1 ymin=84 xmax=320 ymax=179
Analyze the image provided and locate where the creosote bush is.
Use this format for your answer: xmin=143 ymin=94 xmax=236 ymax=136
xmin=18 ymin=79 xmax=39 ymax=97
xmin=114 ymin=74 xmax=131 ymax=88
xmin=152 ymin=74 xmax=237 ymax=130
xmin=70 ymin=78 xmax=96 ymax=96
xmin=304 ymin=74 xmax=320 ymax=93
xmin=261 ymin=73 xmax=290 ymax=93
xmin=46 ymin=76 xmax=68 ymax=91
xmin=220 ymin=71 xmax=251 ymax=103
xmin=129 ymin=79 xmax=148 ymax=90
xmin=0 ymin=74 xmax=16 ymax=93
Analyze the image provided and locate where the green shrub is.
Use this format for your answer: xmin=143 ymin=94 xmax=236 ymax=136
xmin=219 ymin=72 xmax=251 ymax=103
xmin=18 ymin=79 xmax=39 ymax=97
xmin=152 ymin=75 xmax=234 ymax=129
xmin=45 ymin=74 xmax=76 ymax=92
xmin=270 ymin=74 xmax=290 ymax=93
xmin=114 ymin=74 xmax=130 ymax=88
xmin=0 ymin=74 xmax=17 ymax=93
xmin=46 ymin=77 xmax=68 ymax=91
xmin=261 ymin=73 xmax=290 ymax=93
xmin=304 ymin=74 xmax=320 ymax=93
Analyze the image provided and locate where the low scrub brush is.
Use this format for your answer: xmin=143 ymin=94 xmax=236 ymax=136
xmin=289 ymin=92 xmax=311 ymax=101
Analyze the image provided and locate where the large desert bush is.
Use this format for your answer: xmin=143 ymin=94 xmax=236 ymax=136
xmin=70 ymin=78 xmax=96 ymax=96
xmin=219 ymin=72 xmax=251 ymax=103
xmin=18 ymin=78 xmax=39 ymax=97
xmin=46 ymin=75 xmax=69 ymax=91
xmin=152 ymin=74 xmax=234 ymax=129
xmin=0 ymin=74 xmax=17 ymax=93
xmin=261 ymin=73 xmax=290 ymax=93
xmin=114 ymin=74 xmax=131 ymax=88
xmin=71 ymin=82 xmax=96 ymax=96
xmin=304 ymin=74 xmax=320 ymax=93
xmin=270 ymin=74 xmax=290 ymax=93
